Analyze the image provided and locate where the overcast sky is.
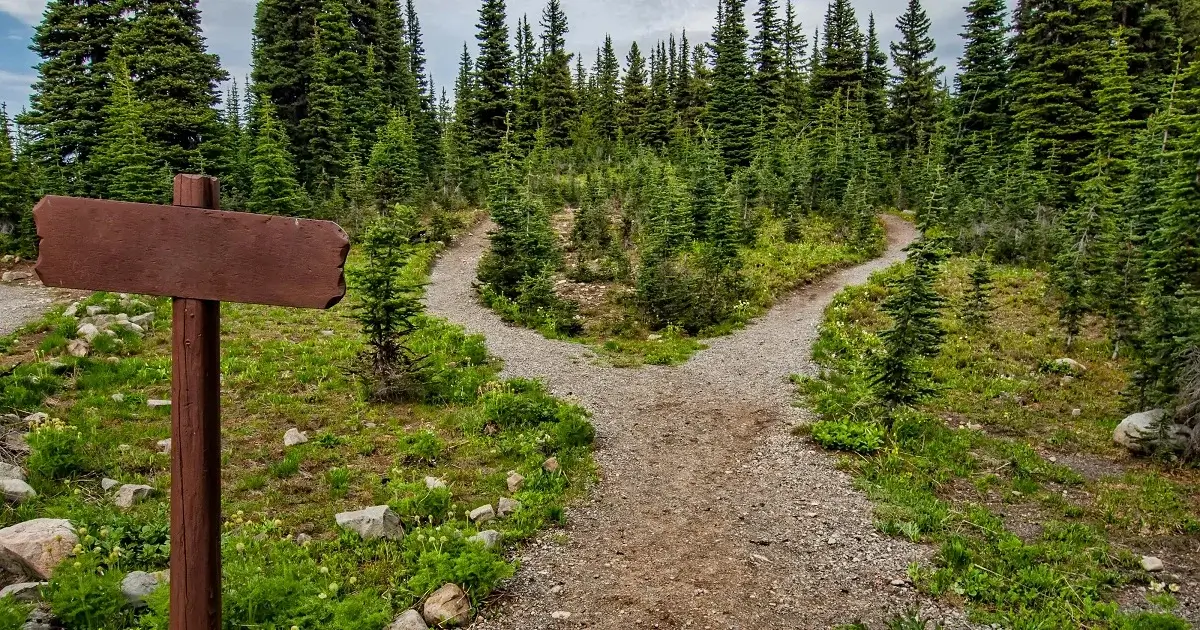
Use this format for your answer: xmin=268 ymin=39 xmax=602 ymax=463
xmin=0 ymin=0 xmax=985 ymax=115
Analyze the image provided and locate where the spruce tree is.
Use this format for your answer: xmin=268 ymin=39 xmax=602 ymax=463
xmin=405 ymin=0 xmax=441 ymax=179
xmin=811 ymin=0 xmax=863 ymax=103
xmin=301 ymin=21 xmax=350 ymax=188
xmin=473 ymin=0 xmax=516 ymax=158
xmin=962 ymin=255 xmax=994 ymax=329
xmin=594 ymin=36 xmax=621 ymax=141
xmin=888 ymin=0 xmax=942 ymax=154
xmin=862 ymin=14 xmax=889 ymax=134
xmin=373 ymin=0 xmax=419 ymax=112
xmin=0 ymin=108 xmax=25 ymax=240
xmin=645 ymin=43 xmax=675 ymax=147
xmin=752 ymin=0 xmax=784 ymax=123
xmin=779 ymin=0 xmax=808 ymax=130
xmin=709 ymin=0 xmax=758 ymax=168
xmin=91 ymin=59 xmax=170 ymax=204
xmin=251 ymin=0 xmax=319 ymax=167
xmin=249 ymin=104 xmax=307 ymax=216
xmin=620 ymin=42 xmax=651 ymax=141
xmin=954 ymin=0 xmax=1010 ymax=144
xmin=369 ymin=112 xmax=422 ymax=209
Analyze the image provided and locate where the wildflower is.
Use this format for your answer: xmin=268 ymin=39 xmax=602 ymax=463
xmin=78 ymin=527 xmax=88 ymax=536
xmin=318 ymin=592 xmax=327 ymax=600
xmin=348 ymin=577 xmax=357 ymax=585
xmin=328 ymin=583 xmax=339 ymax=593
xmin=319 ymin=566 xmax=329 ymax=574
xmin=236 ymin=543 xmax=246 ymax=553
xmin=273 ymin=519 xmax=283 ymax=527
xmin=73 ymin=562 xmax=82 ymax=569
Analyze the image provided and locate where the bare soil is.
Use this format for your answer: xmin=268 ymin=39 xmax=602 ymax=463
xmin=426 ymin=217 xmax=984 ymax=629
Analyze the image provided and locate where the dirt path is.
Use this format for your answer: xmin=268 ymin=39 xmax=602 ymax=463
xmin=0 ymin=282 xmax=56 ymax=337
xmin=427 ymin=216 xmax=976 ymax=629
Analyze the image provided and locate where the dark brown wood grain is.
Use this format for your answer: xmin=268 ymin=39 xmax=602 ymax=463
xmin=169 ymin=175 xmax=223 ymax=630
xmin=33 ymin=194 xmax=349 ymax=309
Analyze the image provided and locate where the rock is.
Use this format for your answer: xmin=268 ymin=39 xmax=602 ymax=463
xmin=497 ymin=497 xmax=521 ymax=517
xmin=0 ymin=480 xmax=36 ymax=504
xmin=283 ymin=428 xmax=308 ymax=447
xmin=66 ymin=339 xmax=89 ymax=358
xmin=1114 ymin=409 xmax=1191 ymax=454
xmin=1 ymin=272 xmax=31 ymax=283
xmin=468 ymin=504 xmax=495 ymax=524
xmin=101 ymin=478 xmax=119 ymax=492
xmin=1053 ymin=358 xmax=1086 ymax=374
xmin=0 ymin=519 xmax=77 ymax=579
xmin=550 ymin=585 xmax=563 ymax=595
xmin=22 ymin=608 xmax=54 ymax=630
xmin=129 ymin=312 xmax=154 ymax=326
xmin=85 ymin=306 xmax=107 ymax=317
xmin=467 ymin=530 xmax=501 ymax=549
xmin=0 ymin=414 xmax=17 ymax=425
xmin=62 ymin=303 xmax=79 ymax=318
xmin=147 ymin=400 xmax=171 ymax=408
xmin=111 ymin=393 xmax=125 ymax=403
xmin=156 ymin=438 xmax=171 ymax=454
xmin=551 ymin=611 xmax=571 ymax=620
xmin=1142 ymin=556 xmax=1164 ymax=572
xmin=424 ymin=476 xmax=446 ymax=490
xmin=387 ymin=609 xmax=429 ymax=630
xmin=1071 ymin=408 xmax=1082 ymax=417
xmin=114 ymin=484 xmax=154 ymax=509
xmin=0 ymin=463 xmax=25 ymax=482
xmin=3 ymin=433 xmax=29 ymax=455
xmin=421 ymin=583 xmax=470 ymax=627
xmin=120 ymin=321 xmax=145 ymax=335
xmin=542 ymin=457 xmax=560 ymax=474
xmin=76 ymin=323 xmax=100 ymax=341
xmin=0 ymin=582 xmax=44 ymax=602
xmin=121 ymin=570 xmax=161 ymax=607
xmin=20 ymin=413 xmax=46 ymax=426
xmin=295 ymin=533 xmax=312 ymax=545
xmin=335 ymin=505 xmax=404 ymax=541
xmin=115 ymin=313 xmax=129 ymax=322
xmin=320 ymin=330 xmax=335 ymax=337
xmin=506 ymin=472 xmax=525 ymax=493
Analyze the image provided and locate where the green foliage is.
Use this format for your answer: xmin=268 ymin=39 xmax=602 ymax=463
xmin=0 ymin=598 xmax=29 ymax=630
xmin=481 ymin=379 xmax=586 ymax=431
xmin=391 ymin=481 xmax=452 ymax=524
xmin=368 ymin=113 xmax=422 ymax=209
xmin=400 ymin=524 xmax=514 ymax=601
xmin=477 ymin=141 xmax=561 ymax=298
xmin=27 ymin=416 xmax=87 ymax=481
xmin=961 ymin=256 xmax=993 ymax=328
xmin=809 ymin=418 xmax=884 ymax=454
xmin=396 ymin=430 xmax=444 ymax=465
xmin=248 ymin=104 xmax=307 ymax=216
xmin=45 ymin=555 xmax=130 ymax=630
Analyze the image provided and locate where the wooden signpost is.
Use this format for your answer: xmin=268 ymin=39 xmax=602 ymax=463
xmin=32 ymin=175 xmax=350 ymax=630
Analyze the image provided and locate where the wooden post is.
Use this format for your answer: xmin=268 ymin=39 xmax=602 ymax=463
xmin=169 ymin=175 xmax=223 ymax=630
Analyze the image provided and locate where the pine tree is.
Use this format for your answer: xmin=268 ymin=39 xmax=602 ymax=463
xmin=872 ymin=235 xmax=949 ymax=407
xmin=620 ymin=42 xmax=651 ymax=141
xmin=0 ymin=108 xmax=24 ymax=240
xmin=251 ymin=0 xmax=320 ymax=168
xmin=594 ymin=35 xmax=621 ymax=141
xmin=512 ymin=15 xmax=540 ymax=152
xmin=222 ymin=79 xmax=253 ymax=204
xmin=445 ymin=44 xmax=481 ymax=199
xmin=405 ymin=0 xmax=441 ymax=179
xmin=888 ymin=0 xmax=943 ymax=154
xmin=779 ymin=0 xmax=808 ymax=130
xmin=91 ymin=59 xmax=170 ymax=204
xmin=954 ymin=0 xmax=1010 ymax=144
xmin=962 ymin=255 xmax=994 ymax=328
xmin=369 ymin=112 xmax=422 ymax=209
xmin=752 ymin=0 xmax=784 ymax=123
xmin=473 ymin=0 xmax=515 ymax=158
xmin=811 ymin=0 xmax=863 ymax=103
xmin=374 ymin=0 xmax=419 ymax=112
xmin=249 ymin=104 xmax=307 ymax=216
xmin=645 ymin=42 xmax=674 ymax=147
xmin=710 ymin=0 xmax=758 ymax=168
xmin=301 ymin=16 xmax=350 ymax=188
xmin=862 ymin=14 xmax=889 ymax=134
xmin=536 ymin=0 xmax=578 ymax=146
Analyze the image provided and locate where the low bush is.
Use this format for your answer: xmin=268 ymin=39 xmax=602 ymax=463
xmin=396 ymin=430 xmax=444 ymax=466
xmin=27 ymin=417 xmax=88 ymax=481
xmin=810 ymin=418 xmax=884 ymax=454
xmin=637 ymin=250 xmax=746 ymax=335
xmin=45 ymin=555 xmax=130 ymax=630
xmin=400 ymin=524 xmax=514 ymax=601
xmin=391 ymin=481 xmax=453 ymax=525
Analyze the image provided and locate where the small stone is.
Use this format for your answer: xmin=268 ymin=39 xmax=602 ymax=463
xmin=1142 ymin=556 xmax=1164 ymax=572
xmin=424 ymin=476 xmax=446 ymax=490
xmin=387 ymin=609 xmax=429 ymax=630
xmin=66 ymin=339 xmax=89 ymax=358
xmin=120 ymin=570 xmax=161 ymax=607
xmin=467 ymin=530 xmax=501 ymax=549
xmin=890 ymin=578 xmax=907 ymax=586
xmin=156 ymin=438 xmax=171 ymax=454
xmin=4 ymin=433 xmax=29 ymax=455
xmin=85 ymin=305 xmax=107 ymax=317
xmin=422 ymin=583 xmax=470 ymax=627
xmin=114 ymin=484 xmax=154 ymax=509
xmin=115 ymin=313 xmax=129 ymax=322
xmin=550 ymin=585 xmax=563 ymax=595
xmin=129 ymin=312 xmax=154 ymax=326
xmin=101 ymin=478 xmax=119 ymax=492
xmin=506 ymin=472 xmax=525 ymax=493
xmin=111 ymin=393 xmax=125 ymax=403
xmin=0 ymin=479 xmax=36 ymax=504
xmin=542 ymin=457 xmax=560 ymax=473
xmin=294 ymin=533 xmax=312 ymax=545
xmin=551 ymin=611 xmax=571 ymax=620
xmin=63 ymin=303 xmax=79 ymax=318
xmin=497 ymin=497 xmax=521 ymax=517
xmin=1071 ymin=408 xmax=1081 ymax=417
xmin=469 ymin=504 xmax=495 ymax=524
xmin=0 ymin=463 xmax=25 ymax=482
xmin=283 ymin=428 xmax=308 ymax=447
xmin=147 ymin=399 xmax=171 ymax=408
xmin=76 ymin=323 xmax=100 ymax=341
xmin=0 ymin=519 xmax=77 ymax=579
xmin=23 ymin=608 xmax=53 ymax=630
xmin=1053 ymin=358 xmax=1086 ymax=374
xmin=335 ymin=505 xmax=404 ymax=541
xmin=320 ymin=330 xmax=335 ymax=337
xmin=0 ymin=582 xmax=44 ymax=602
xmin=121 ymin=321 xmax=144 ymax=335
xmin=1 ymin=271 xmax=31 ymax=283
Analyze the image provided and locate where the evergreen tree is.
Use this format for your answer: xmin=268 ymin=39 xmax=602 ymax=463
xmin=594 ymin=36 xmax=621 ymax=141
xmin=301 ymin=17 xmax=350 ymax=188
xmin=862 ymin=14 xmax=889 ymax=133
xmin=473 ymin=0 xmax=516 ymax=157
xmin=811 ymin=0 xmax=863 ymax=103
xmin=445 ymin=44 xmax=481 ymax=198
xmin=872 ymin=235 xmax=949 ymax=407
xmin=251 ymin=0 xmax=320 ymax=166
xmin=779 ymin=0 xmax=808 ymax=129
xmin=709 ymin=0 xmax=758 ymax=168
xmin=369 ymin=112 xmax=422 ymax=209
xmin=645 ymin=42 xmax=674 ymax=147
xmin=888 ymin=0 xmax=943 ymax=154
xmin=405 ymin=0 xmax=441 ymax=180
xmin=537 ymin=0 xmax=578 ymax=146
xmin=0 ymin=108 xmax=25 ymax=240
xmin=962 ymin=255 xmax=994 ymax=328
xmin=249 ymin=104 xmax=306 ymax=215
xmin=954 ymin=0 xmax=1010 ymax=144
xmin=374 ymin=0 xmax=419 ymax=112
xmin=620 ymin=42 xmax=651 ymax=140
xmin=91 ymin=59 xmax=170 ymax=203
xmin=752 ymin=0 xmax=784 ymax=123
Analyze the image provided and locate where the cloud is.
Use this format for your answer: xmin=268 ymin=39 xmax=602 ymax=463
xmin=0 ymin=0 xmax=43 ymax=24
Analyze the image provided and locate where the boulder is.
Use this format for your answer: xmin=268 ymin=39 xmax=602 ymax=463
xmin=468 ymin=504 xmax=495 ymax=524
xmin=0 ymin=519 xmax=77 ymax=579
xmin=3 ymin=433 xmax=28 ymax=455
xmin=22 ymin=608 xmax=54 ymax=630
xmin=76 ymin=323 xmax=100 ymax=342
xmin=0 ymin=480 xmax=36 ymax=504
xmin=1 ymin=272 xmax=31 ymax=283
xmin=120 ymin=322 xmax=145 ymax=335
xmin=506 ymin=472 xmax=525 ymax=493
xmin=66 ymin=339 xmax=89 ymax=358
xmin=85 ymin=306 xmax=107 ymax=317
xmin=129 ymin=313 xmax=154 ymax=326
xmin=120 ymin=570 xmax=161 ymax=607
xmin=101 ymin=478 xmax=119 ymax=492
xmin=542 ymin=457 xmax=560 ymax=474
xmin=335 ymin=506 xmax=404 ymax=541
xmin=21 ymin=413 xmax=46 ymax=426
xmin=387 ymin=609 xmax=429 ymax=630
xmin=156 ymin=438 xmax=172 ymax=454
xmin=1053 ymin=358 xmax=1086 ymax=374
xmin=283 ymin=428 xmax=308 ymax=447
xmin=467 ymin=530 xmax=501 ymax=549
xmin=422 ymin=583 xmax=470 ymax=627
xmin=114 ymin=484 xmax=154 ymax=509
xmin=424 ymin=476 xmax=446 ymax=490
xmin=0 ymin=582 xmax=44 ymax=602
xmin=497 ymin=497 xmax=521 ymax=517
xmin=62 ymin=303 xmax=79 ymax=318
xmin=0 ymin=463 xmax=25 ymax=482
xmin=1141 ymin=556 xmax=1164 ymax=572
xmin=1114 ymin=409 xmax=1191 ymax=455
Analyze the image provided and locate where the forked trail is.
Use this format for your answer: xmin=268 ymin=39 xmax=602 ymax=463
xmin=427 ymin=216 xmax=971 ymax=629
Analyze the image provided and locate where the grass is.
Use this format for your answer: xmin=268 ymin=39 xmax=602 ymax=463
xmin=0 ymin=228 xmax=596 ymax=627
xmin=799 ymin=258 xmax=1199 ymax=628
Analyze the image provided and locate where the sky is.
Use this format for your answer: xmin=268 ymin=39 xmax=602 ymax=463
xmin=0 ymin=0 xmax=981 ymax=115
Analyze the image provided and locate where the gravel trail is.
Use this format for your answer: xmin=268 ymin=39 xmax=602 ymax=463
xmin=427 ymin=216 xmax=976 ymax=629
xmin=0 ymin=282 xmax=56 ymax=337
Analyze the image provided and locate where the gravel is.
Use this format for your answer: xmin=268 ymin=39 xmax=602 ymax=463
xmin=429 ymin=216 xmax=984 ymax=629
xmin=0 ymin=283 xmax=54 ymax=337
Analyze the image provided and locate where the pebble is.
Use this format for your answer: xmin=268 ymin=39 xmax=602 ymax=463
xmin=1142 ymin=556 xmax=1164 ymax=572
xmin=550 ymin=611 xmax=571 ymax=620
xmin=148 ymin=400 xmax=171 ymax=408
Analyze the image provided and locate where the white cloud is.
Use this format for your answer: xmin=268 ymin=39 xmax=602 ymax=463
xmin=0 ymin=0 xmax=44 ymax=24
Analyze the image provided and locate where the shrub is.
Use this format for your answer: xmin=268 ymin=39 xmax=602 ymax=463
xmin=391 ymin=481 xmax=453 ymax=525
xmin=45 ymin=556 xmax=130 ymax=630
xmin=409 ymin=317 xmax=496 ymax=405
xmin=0 ymin=598 xmax=29 ymax=630
xmin=481 ymin=380 xmax=562 ymax=429
xmin=552 ymin=413 xmax=595 ymax=449
xmin=397 ymin=430 xmax=444 ymax=465
xmin=637 ymin=249 xmax=746 ymax=334
xmin=400 ymin=525 xmax=514 ymax=601
xmin=27 ymin=417 xmax=87 ymax=480
xmin=810 ymin=418 xmax=884 ymax=454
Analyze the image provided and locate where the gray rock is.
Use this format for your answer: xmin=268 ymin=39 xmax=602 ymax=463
xmin=1071 ymin=408 xmax=1082 ymax=417
xmin=497 ymin=497 xmax=521 ymax=517
xmin=0 ymin=414 xmax=17 ymax=425
xmin=4 ymin=433 xmax=29 ymax=454
xmin=115 ymin=313 xmax=129 ymax=322
xmin=423 ymin=476 xmax=446 ymax=490
xmin=335 ymin=505 xmax=404 ymax=541
xmin=62 ymin=303 xmax=79 ymax=318
xmin=101 ymin=478 xmax=119 ymax=492
xmin=467 ymin=530 xmax=501 ymax=549
xmin=0 ymin=479 xmax=36 ymax=504
xmin=1 ymin=271 xmax=32 ymax=283
xmin=85 ymin=305 xmax=107 ymax=316
xmin=0 ymin=519 xmax=77 ymax=579
xmin=66 ymin=339 xmax=89 ymax=358
xmin=1114 ymin=409 xmax=1191 ymax=454
xmin=542 ymin=457 xmax=560 ymax=473
xmin=0 ymin=463 xmax=25 ymax=481
xmin=387 ymin=609 xmax=429 ymax=630
xmin=21 ymin=413 xmax=46 ymax=426
xmin=120 ymin=570 xmax=161 ymax=607
xmin=551 ymin=611 xmax=571 ymax=620
xmin=506 ymin=472 xmax=525 ymax=493
xmin=422 ymin=583 xmax=470 ymax=627
xmin=156 ymin=438 xmax=171 ymax=454
xmin=129 ymin=312 xmax=154 ymax=326
xmin=1053 ymin=358 xmax=1086 ymax=373
xmin=1141 ymin=556 xmax=1164 ymax=572
xmin=22 ymin=608 xmax=54 ymax=630
xmin=283 ymin=428 xmax=308 ymax=447
xmin=148 ymin=400 xmax=171 ymax=408
xmin=468 ymin=504 xmax=495 ymax=524
xmin=114 ymin=484 xmax=154 ymax=509
xmin=111 ymin=393 xmax=125 ymax=403
xmin=294 ymin=533 xmax=312 ymax=545
xmin=120 ymin=321 xmax=144 ymax=335
xmin=76 ymin=323 xmax=100 ymax=341
xmin=0 ymin=582 xmax=44 ymax=602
